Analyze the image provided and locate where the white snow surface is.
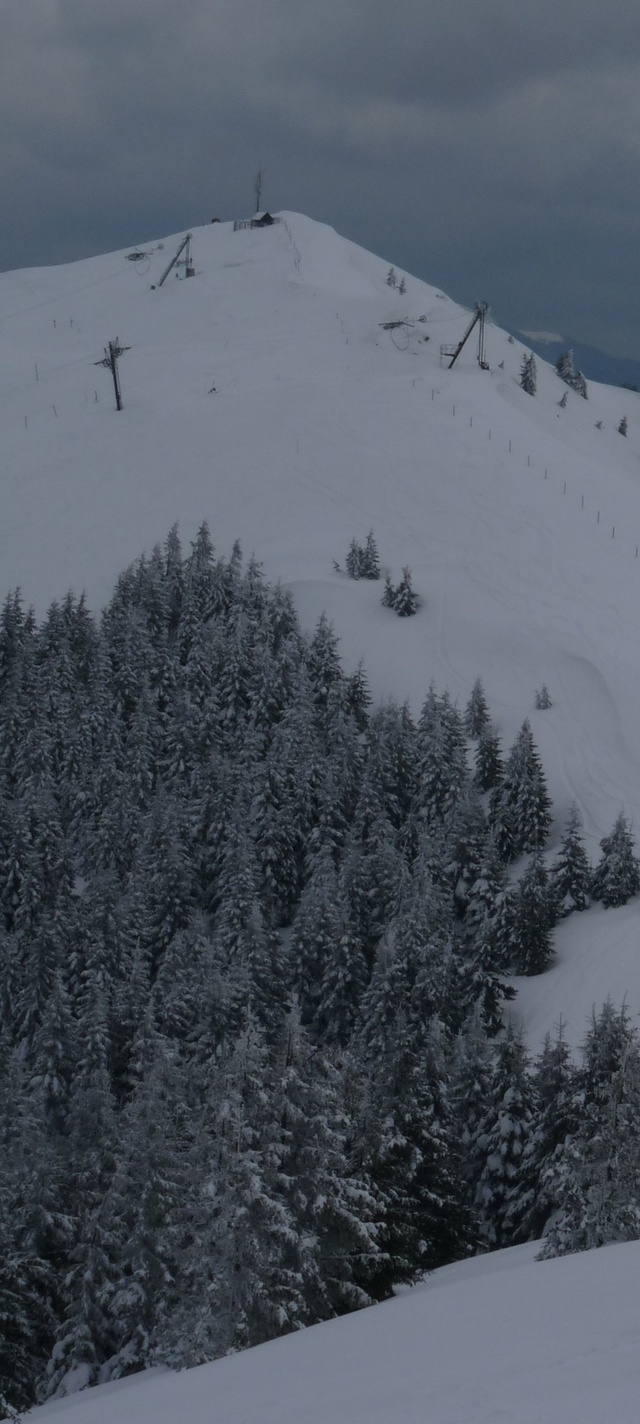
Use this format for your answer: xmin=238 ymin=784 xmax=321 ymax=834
xmin=5 ymin=211 xmax=640 ymax=1424
xmin=24 ymin=1240 xmax=640 ymax=1424
xmin=3 ymin=212 xmax=640 ymax=1052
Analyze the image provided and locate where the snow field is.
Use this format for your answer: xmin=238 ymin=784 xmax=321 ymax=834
xmin=28 ymin=1240 xmax=640 ymax=1424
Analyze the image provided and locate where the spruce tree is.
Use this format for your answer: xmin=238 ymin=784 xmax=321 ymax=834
xmin=490 ymin=719 xmax=552 ymax=861
xmin=416 ymin=688 xmax=469 ymax=828
xmin=474 ymin=722 xmax=503 ymax=792
xmin=464 ymin=677 xmax=490 ymax=738
xmin=392 ymin=567 xmax=419 ymax=617
xmin=345 ymin=539 xmax=362 ymax=579
xmin=360 ymin=1013 xmax=472 ymax=1297
xmin=555 ymin=349 xmax=574 ymax=384
xmin=556 ymin=349 xmax=588 ymax=399
xmin=520 ymin=353 xmax=537 ymax=396
xmin=522 ymin=1024 xmax=577 ymax=1239
xmin=450 ymin=1007 xmax=495 ymax=1206
xmin=508 ymin=851 xmax=556 ymax=976
xmin=474 ymin=1024 xmax=536 ymax=1249
xmin=551 ymin=803 xmax=591 ymax=914
xmin=105 ymin=1017 xmax=189 ymax=1377
xmin=381 ymin=574 xmax=396 ymax=609
xmin=591 ymin=811 xmax=640 ymax=907
xmin=360 ymin=531 xmax=381 ymax=580
xmin=271 ymin=1010 xmax=382 ymax=1315
xmin=540 ymin=1003 xmax=640 ymax=1257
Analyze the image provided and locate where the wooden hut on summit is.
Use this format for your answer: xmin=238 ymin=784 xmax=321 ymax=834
xmin=233 ymin=212 xmax=281 ymax=232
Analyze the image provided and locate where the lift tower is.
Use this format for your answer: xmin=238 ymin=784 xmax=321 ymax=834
xmin=440 ymin=302 xmax=490 ymax=370
xmin=151 ymin=233 xmax=194 ymax=289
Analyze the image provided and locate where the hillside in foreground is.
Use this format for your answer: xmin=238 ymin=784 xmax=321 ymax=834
xmin=27 ymin=1240 xmax=640 ymax=1424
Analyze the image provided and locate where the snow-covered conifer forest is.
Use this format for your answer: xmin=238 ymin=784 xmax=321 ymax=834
xmin=0 ymin=530 xmax=639 ymax=1411
xmin=3 ymin=213 xmax=640 ymax=1422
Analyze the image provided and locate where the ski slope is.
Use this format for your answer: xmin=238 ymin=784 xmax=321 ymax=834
xmin=2 ymin=212 xmax=640 ymax=1043
xmin=25 ymin=1240 xmax=640 ymax=1424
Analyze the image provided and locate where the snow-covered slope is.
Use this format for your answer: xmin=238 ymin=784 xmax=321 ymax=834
xmin=26 ymin=1240 xmax=640 ymax=1424
xmin=6 ymin=211 xmax=640 ymax=1424
xmin=3 ymin=211 xmax=640 ymax=1048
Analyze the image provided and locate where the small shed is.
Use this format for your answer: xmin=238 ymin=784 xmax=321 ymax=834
xmin=251 ymin=211 xmax=275 ymax=228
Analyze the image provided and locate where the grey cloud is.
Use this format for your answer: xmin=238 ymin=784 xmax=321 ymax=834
xmin=2 ymin=0 xmax=640 ymax=354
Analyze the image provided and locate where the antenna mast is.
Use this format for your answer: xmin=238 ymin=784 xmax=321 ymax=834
xmin=254 ymin=165 xmax=264 ymax=213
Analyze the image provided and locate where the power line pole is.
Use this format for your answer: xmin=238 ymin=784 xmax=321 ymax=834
xmin=94 ymin=339 xmax=130 ymax=411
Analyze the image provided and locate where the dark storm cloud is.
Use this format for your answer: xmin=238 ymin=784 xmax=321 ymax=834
xmin=2 ymin=1 xmax=640 ymax=353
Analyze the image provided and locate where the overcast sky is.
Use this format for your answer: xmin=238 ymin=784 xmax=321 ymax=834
xmin=3 ymin=1 xmax=640 ymax=355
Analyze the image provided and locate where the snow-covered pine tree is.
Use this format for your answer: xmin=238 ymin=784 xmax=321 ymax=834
xmin=450 ymin=1006 xmax=495 ymax=1204
xmin=521 ymin=1023 xmax=577 ymax=1239
xmin=345 ymin=539 xmax=362 ymax=579
xmin=555 ymin=350 xmax=574 ymax=383
xmin=474 ymin=722 xmax=503 ymax=791
xmin=618 ymin=415 xmax=628 ymax=436
xmin=473 ymin=1023 xmax=536 ymax=1249
xmin=534 ymin=684 xmax=552 ymax=709
xmin=490 ymin=719 xmax=552 ymax=861
xmin=104 ymin=1015 xmax=190 ymax=1379
xmin=0 ymin=1209 xmax=53 ymax=1412
xmin=381 ymin=574 xmax=396 ymax=609
xmin=306 ymin=613 xmax=344 ymax=712
xmin=159 ymin=1014 xmax=301 ymax=1365
xmin=342 ymin=661 xmax=371 ymax=735
xmin=392 ymin=567 xmax=420 ymax=617
xmin=360 ymin=531 xmax=381 ymax=580
xmin=315 ymin=910 xmax=369 ymax=1047
xmin=520 ymin=353 xmax=537 ymax=396
xmin=214 ymin=810 xmax=289 ymax=1043
xmin=448 ymin=789 xmax=489 ymax=920
xmin=507 ymin=851 xmax=556 ymax=975
xmin=551 ymin=803 xmax=591 ymax=914
xmin=416 ymin=688 xmax=469 ymax=828
xmin=540 ymin=1002 xmax=640 ymax=1257
xmin=591 ymin=811 xmax=640 ymax=907
xmin=251 ymin=753 xmax=302 ymax=926
xmin=358 ymin=1011 xmax=473 ymax=1297
xmin=43 ymin=980 xmax=120 ymax=1398
xmin=573 ymin=370 xmax=588 ymax=399
xmin=463 ymin=834 xmax=511 ymax=988
xmin=366 ymin=700 xmax=417 ymax=833
xmin=0 ymin=1064 xmax=56 ymax=1412
xmin=290 ymin=845 xmax=344 ymax=1027
xmin=464 ymin=677 xmax=490 ymax=738
xmin=271 ymin=1009 xmax=382 ymax=1315
xmin=338 ymin=798 xmax=406 ymax=975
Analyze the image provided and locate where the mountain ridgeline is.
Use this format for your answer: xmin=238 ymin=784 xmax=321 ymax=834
xmin=1 ymin=526 xmax=639 ymax=1412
